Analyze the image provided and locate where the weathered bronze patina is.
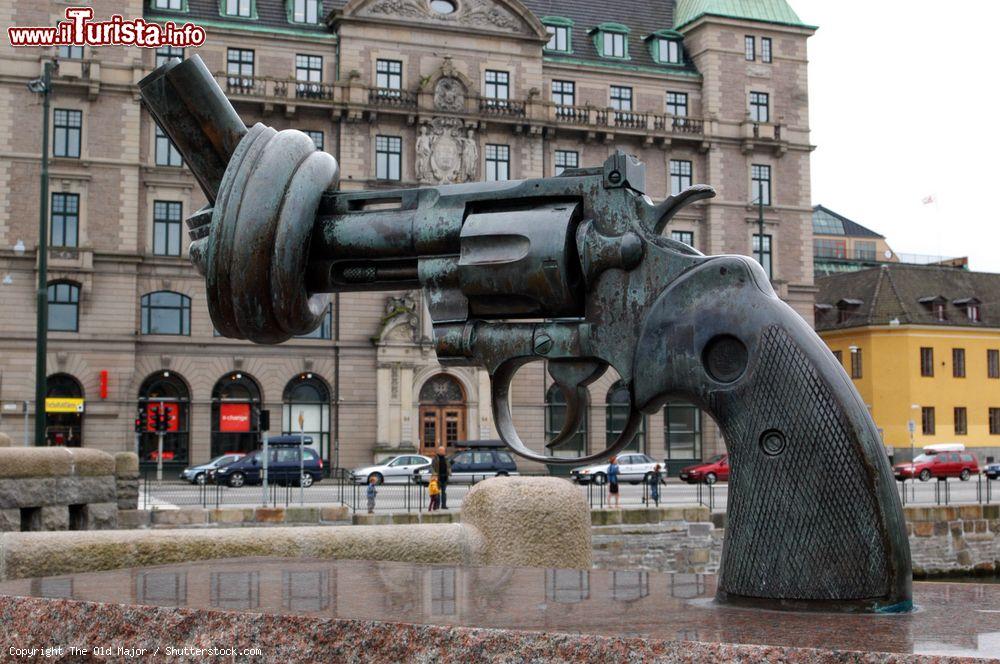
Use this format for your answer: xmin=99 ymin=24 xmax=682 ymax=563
xmin=139 ymin=55 xmax=912 ymax=613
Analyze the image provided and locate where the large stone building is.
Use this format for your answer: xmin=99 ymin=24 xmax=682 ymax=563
xmin=0 ymin=0 xmax=816 ymax=475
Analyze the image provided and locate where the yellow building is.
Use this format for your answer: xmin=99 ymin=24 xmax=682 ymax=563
xmin=816 ymin=264 xmax=1000 ymax=463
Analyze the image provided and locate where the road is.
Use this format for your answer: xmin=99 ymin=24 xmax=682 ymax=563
xmin=141 ymin=475 xmax=997 ymax=513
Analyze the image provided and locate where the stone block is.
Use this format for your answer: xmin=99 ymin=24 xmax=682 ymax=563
xmin=683 ymin=507 xmax=710 ymax=522
xmin=982 ymin=504 xmax=999 ymax=520
xmin=932 ymin=521 xmax=948 ymax=536
xmin=949 ymin=522 xmax=963 ymax=538
xmin=912 ymin=522 xmax=934 ymax=537
xmin=67 ymin=449 xmax=115 ymax=477
xmin=660 ymin=507 xmax=686 ymax=521
xmin=353 ymin=514 xmax=391 ymax=525
xmin=975 ymin=520 xmax=987 ymax=534
xmin=935 ymin=507 xmax=958 ymax=522
xmin=37 ymin=506 xmax=69 ymax=531
xmin=959 ymin=505 xmax=982 ymax=521
xmin=117 ymin=509 xmax=151 ymax=529
xmin=151 ymin=509 xmax=208 ymax=526
xmin=84 ymin=503 xmax=118 ymax=530
xmin=904 ymin=506 xmax=932 ymax=522
xmin=54 ymin=476 xmax=117 ymax=505
xmin=210 ymin=508 xmax=253 ymax=524
xmin=0 ymin=478 xmax=57 ymax=509
xmin=320 ymin=506 xmax=349 ymax=522
xmin=461 ymin=477 xmax=591 ymax=570
xmin=0 ymin=449 xmax=72 ymax=479
xmin=591 ymin=509 xmax=621 ymax=526
xmin=285 ymin=507 xmax=320 ymax=524
xmin=687 ymin=523 xmax=713 ymax=537
xmin=0 ymin=508 xmax=19 ymax=532
xmin=391 ymin=513 xmax=419 ymax=524
xmin=420 ymin=512 xmax=458 ymax=524
xmin=957 ymin=550 xmax=973 ymax=566
xmin=116 ymin=479 xmax=139 ymax=510
xmin=254 ymin=508 xmax=285 ymax=523
xmin=114 ymin=452 xmax=139 ymax=479
xmin=710 ymin=512 xmax=727 ymax=530
xmin=622 ymin=508 xmax=658 ymax=524
xmin=689 ymin=548 xmax=710 ymax=564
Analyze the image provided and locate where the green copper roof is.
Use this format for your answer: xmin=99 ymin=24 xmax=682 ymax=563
xmin=674 ymin=0 xmax=816 ymax=30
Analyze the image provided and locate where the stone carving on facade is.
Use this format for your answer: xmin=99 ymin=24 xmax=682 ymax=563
xmin=373 ymin=293 xmax=419 ymax=344
xmin=416 ymin=118 xmax=477 ymax=184
xmin=360 ymin=0 xmax=532 ymax=35
xmin=433 ymin=76 xmax=465 ymax=113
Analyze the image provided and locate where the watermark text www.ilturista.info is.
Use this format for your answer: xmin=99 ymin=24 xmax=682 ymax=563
xmin=7 ymin=7 xmax=206 ymax=49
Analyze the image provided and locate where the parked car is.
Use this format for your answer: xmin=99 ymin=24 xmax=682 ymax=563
xmin=893 ymin=444 xmax=980 ymax=482
xmin=179 ymin=453 xmax=245 ymax=485
xmin=985 ymin=461 xmax=1000 ymax=480
xmin=679 ymin=454 xmax=730 ymax=485
xmin=415 ymin=447 xmax=518 ymax=484
xmin=212 ymin=436 xmax=323 ymax=488
xmin=570 ymin=453 xmax=660 ymax=485
xmin=351 ymin=454 xmax=432 ymax=484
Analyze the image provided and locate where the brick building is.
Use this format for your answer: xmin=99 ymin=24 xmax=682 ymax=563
xmin=0 ymin=0 xmax=816 ymax=475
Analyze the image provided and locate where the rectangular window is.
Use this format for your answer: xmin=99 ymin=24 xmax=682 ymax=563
xmin=665 ymin=91 xmax=688 ymax=117
xmin=484 ymin=70 xmax=509 ymax=101
xmin=990 ymin=408 xmax=1000 ymax=435
xmin=761 ymin=37 xmax=772 ymax=63
xmin=50 ymin=193 xmax=79 ymax=248
xmin=989 ymin=349 xmax=1000 ymax=379
xmin=954 ymin=407 xmax=967 ymax=436
xmin=669 ymin=160 xmax=692 ymax=195
xmin=302 ymin=130 xmax=324 ymax=150
xmin=546 ymin=25 xmax=569 ymax=52
xmin=664 ymin=403 xmax=701 ymax=461
xmin=670 ymin=230 xmax=693 ymax=247
xmin=155 ymin=126 xmax=182 ymax=167
xmin=952 ymin=348 xmax=966 ymax=378
xmin=226 ymin=48 xmax=254 ymax=89
xmin=603 ymin=31 xmax=626 ymax=58
xmin=53 ymin=109 xmax=82 ymax=158
xmin=920 ymin=347 xmax=934 ymax=377
xmin=855 ymin=240 xmax=877 ymax=261
xmin=155 ymin=45 xmax=184 ymax=67
xmin=833 ymin=349 xmax=843 ymax=365
xmin=554 ymin=149 xmax=578 ymax=175
xmin=154 ymin=0 xmax=184 ymax=8
xmin=751 ymin=163 xmax=771 ymax=205
xmin=225 ymin=0 xmax=252 ymax=17
xmin=153 ymin=201 xmax=183 ymax=256
xmin=485 ymin=144 xmax=510 ymax=182
xmin=291 ymin=0 xmax=320 ymax=23
xmin=851 ymin=348 xmax=863 ymax=379
xmin=295 ymin=54 xmax=322 ymax=97
xmin=921 ymin=406 xmax=935 ymax=435
xmin=745 ymin=35 xmax=755 ymax=61
xmin=47 ymin=282 xmax=79 ymax=332
xmin=57 ymin=45 xmax=84 ymax=59
xmin=552 ymin=80 xmax=575 ymax=107
xmin=375 ymin=135 xmax=401 ymax=180
xmin=749 ymin=91 xmax=770 ymax=122
xmin=375 ymin=59 xmax=402 ymax=90
xmin=610 ymin=85 xmax=632 ymax=112
xmin=813 ymin=238 xmax=847 ymax=259
xmin=658 ymin=38 xmax=681 ymax=63
xmin=752 ymin=233 xmax=772 ymax=280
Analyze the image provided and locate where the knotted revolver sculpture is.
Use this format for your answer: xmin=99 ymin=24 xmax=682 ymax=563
xmin=140 ymin=56 xmax=911 ymax=612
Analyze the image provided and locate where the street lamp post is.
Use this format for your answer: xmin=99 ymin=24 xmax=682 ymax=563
xmin=28 ymin=61 xmax=57 ymax=447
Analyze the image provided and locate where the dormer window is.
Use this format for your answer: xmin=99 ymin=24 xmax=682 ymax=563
xmin=153 ymin=0 xmax=187 ymax=11
xmin=223 ymin=0 xmax=255 ymax=19
xmin=289 ymin=0 xmax=321 ymax=24
xmin=953 ymin=298 xmax=982 ymax=322
xmin=919 ymin=295 xmax=948 ymax=321
xmin=648 ymin=30 xmax=684 ymax=64
xmin=836 ymin=298 xmax=862 ymax=324
xmin=593 ymin=23 xmax=630 ymax=59
xmin=543 ymin=17 xmax=573 ymax=53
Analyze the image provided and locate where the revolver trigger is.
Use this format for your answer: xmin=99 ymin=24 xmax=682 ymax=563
xmin=545 ymin=359 xmax=607 ymax=451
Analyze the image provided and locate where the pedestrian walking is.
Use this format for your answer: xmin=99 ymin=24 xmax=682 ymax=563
xmin=434 ymin=446 xmax=450 ymax=509
xmin=608 ymin=456 xmax=621 ymax=508
xmin=428 ymin=474 xmax=441 ymax=511
xmin=647 ymin=464 xmax=662 ymax=507
xmin=366 ymin=475 xmax=378 ymax=514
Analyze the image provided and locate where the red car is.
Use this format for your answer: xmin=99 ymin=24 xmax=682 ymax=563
xmin=893 ymin=451 xmax=979 ymax=482
xmin=679 ymin=454 xmax=729 ymax=485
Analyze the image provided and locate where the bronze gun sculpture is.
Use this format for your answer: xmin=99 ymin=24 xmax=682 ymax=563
xmin=139 ymin=55 xmax=911 ymax=613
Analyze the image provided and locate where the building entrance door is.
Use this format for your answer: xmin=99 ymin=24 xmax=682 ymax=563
xmin=418 ymin=374 xmax=466 ymax=455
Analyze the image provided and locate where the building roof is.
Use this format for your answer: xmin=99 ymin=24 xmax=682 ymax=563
xmin=147 ymin=0 xmax=341 ymax=36
xmin=812 ymin=205 xmax=885 ymax=239
xmin=674 ymin=0 xmax=814 ymax=30
xmin=815 ymin=264 xmax=1000 ymax=331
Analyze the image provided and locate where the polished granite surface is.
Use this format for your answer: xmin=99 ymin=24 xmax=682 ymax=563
xmin=1 ymin=558 xmax=998 ymax=659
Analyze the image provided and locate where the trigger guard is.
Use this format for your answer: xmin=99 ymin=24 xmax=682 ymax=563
xmin=490 ymin=360 xmax=645 ymax=465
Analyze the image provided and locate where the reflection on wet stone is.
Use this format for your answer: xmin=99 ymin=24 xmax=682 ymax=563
xmin=669 ymin=573 xmax=706 ymax=599
xmin=545 ymin=570 xmax=590 ymax=604
xmin=281 ymin=570 xmax=331 ymax=612
xmin=31 ymin=577 xmax=72 ymax=600
xmin=135 ymin=571 xmax=186 ymax=607
xmin=612 ymin=571 xmax=649 ymax=602
xmin=430 ymin=567 xmax=456 ymax=616
xmin=210 ymin=571 xmax=258 ymax=610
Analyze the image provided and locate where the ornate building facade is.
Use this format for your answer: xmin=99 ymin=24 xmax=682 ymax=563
xmin=0 ymin=0 xmax=816 ymax=474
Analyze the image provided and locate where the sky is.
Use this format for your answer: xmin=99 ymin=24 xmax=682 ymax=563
xmin=795 ymin=0 xmax=1000 ymax=272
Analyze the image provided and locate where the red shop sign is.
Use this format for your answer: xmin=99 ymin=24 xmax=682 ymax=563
xmin=219 ymin=403 xmax=251 ymax=432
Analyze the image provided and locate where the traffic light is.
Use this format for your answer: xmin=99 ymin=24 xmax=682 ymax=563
xmin=135 ymin=406 xmax=148 ymax=432
xmin=158 ymin=406 xmax=169 ymax=432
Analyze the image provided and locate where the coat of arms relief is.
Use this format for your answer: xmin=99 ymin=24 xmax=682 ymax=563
xmin=415 ymin=58 xmax=478 ymax=184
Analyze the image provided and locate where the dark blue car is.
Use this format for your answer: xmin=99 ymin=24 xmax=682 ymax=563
xmin=212 ymin=436 xmax=323 ymax=487
xmin=986 ymin=462 xmax=1000 ymax=480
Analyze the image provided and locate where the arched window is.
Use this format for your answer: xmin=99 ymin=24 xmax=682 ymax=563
xmin=282 ymin=374 xmax=331 ymax=469
xmin=141 ymin=291 xmax=190 ymax=335
xmin=545 ymin=384 xmax=587 ymax=458
xmin=47 ymin=281 xmax=80 ymax=332
xmin=138 ymin=371 xmax=191 ymax=465
xmin=45 ymin=373 xmax=84 ymax=447
xmin=211 ymin=372 xmax=262 ymax=456
xmin=664 ymin=402 xmax=702 ymax=473
xmin=606 ymin=381 xmax=643 ymax=452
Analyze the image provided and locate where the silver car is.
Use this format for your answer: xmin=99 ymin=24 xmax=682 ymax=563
xmin=569 ymin=453 xmax=661 ymax=485
xmin=351 ymin=454 xmax=432 ymax=484
xmin=180 ymin=454 xmax=245 ymax=485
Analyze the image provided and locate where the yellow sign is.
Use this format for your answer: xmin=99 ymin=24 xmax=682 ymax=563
xmin=45 ymin=397 xmax=85 ymax=414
